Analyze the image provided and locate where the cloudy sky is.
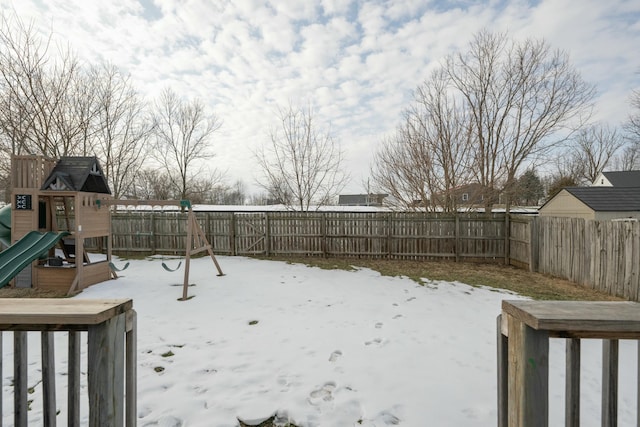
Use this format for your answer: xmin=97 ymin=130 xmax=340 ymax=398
xmin=3 ymin=0 xmax=640 ymax=195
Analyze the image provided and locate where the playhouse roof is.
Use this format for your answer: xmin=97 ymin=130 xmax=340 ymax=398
xmin=41 ymin=156 xmax=111 ymax=194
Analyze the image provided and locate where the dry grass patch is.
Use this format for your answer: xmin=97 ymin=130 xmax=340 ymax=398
xmin=261 ymin=256 xmax=620 ymax=301
xmin=0 ymin=287 xmax=68 ymax=298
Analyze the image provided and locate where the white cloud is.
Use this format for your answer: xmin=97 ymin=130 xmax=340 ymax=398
xmin=3 ymin=0 xmax=640 ymax=195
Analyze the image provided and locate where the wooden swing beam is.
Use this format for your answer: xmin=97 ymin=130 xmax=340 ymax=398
xmin=97 ymin=199 xmax=224 ymax=300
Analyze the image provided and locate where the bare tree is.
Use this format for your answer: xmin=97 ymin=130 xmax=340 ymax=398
xmin=0 ymin=12 xmax=87 ymax=159
xmin=625 ymin=89 xmax=640 ymax=143
xmin=208 ymin=180 xmax=247 ymax=205
xmin=568 ymin=123 xmax=623 ymax=183
xmin=152 ymin=87 xmax=222 ymax=201
xmin=615 ymin=89 xmax=640 ymax=170
xmin=131 ymin=168 xmax=174 ymax=200
xmin=371 ymin=126 xmax=433 ymax=210
xmin=372 ymin=68 xmax=474 ymax=211
xmin=255 ymin=103 xmax=348 ymax=211
xmin=611 ymin=144 xmax=640 ymax=171
xmin=545 ymin=174 xmax=578 ymax=201
xmin=446 ymin=30 xmax=594 ymax=210
xmin=92 ymin=64 xmax=154 ymax=198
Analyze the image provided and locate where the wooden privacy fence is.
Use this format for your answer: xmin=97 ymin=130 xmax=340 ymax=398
xmin=502 ymin=215 xmax=640 ymax=302
xmin=535 ymin=216 xmax=640 ymax=301
xmin=104 ymin=211 xmax=511 ymax=262
xmin=88 ymin=210 xmax=640 ymax=300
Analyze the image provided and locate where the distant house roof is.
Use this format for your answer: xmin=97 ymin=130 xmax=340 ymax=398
xmin=338 ymin=194 xmax=388 ymax=206
xmin=600 ymin=171 xmax=640 ymax=187
xmin=564 ymin=187 xmax=640 ymax=211
xmin=41 ymin=156 xmax=111 ymax=194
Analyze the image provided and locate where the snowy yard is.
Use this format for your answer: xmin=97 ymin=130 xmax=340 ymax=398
xmin=3 ymin=256 xmax=638 ymax=426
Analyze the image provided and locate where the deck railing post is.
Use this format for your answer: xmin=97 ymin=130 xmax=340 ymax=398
xmin=126 ymin=310 xmax=138 ymax=427
xmin=507 ymin=317 xmax=549 ymax=426
xmin=41 ymin=331 xmax=57 ymax=426
xmin=14 ymin=331 xmax=28 ymax=427
xmin=602 ymin=339 xmax=619 ymax=427
xmin=497 ymin=314 xmax=508 ymax=427
xmin=501 ymin=301 xmax=640 ymax=427
xmin=68 ymin=331 xmax=81 ymax=426
xmin=0 ymin=300 xmax=134 ymax=426
xmin=88 ymin=312 xmax=126 ymax=427
xmin=565 ymin=338 xmax=580 ymax=427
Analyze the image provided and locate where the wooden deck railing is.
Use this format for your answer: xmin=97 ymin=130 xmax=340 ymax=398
xmin=497 ymin=300 xmax=640 ymax=427
xmin=0 ymin=299 xmax=136 ymax=426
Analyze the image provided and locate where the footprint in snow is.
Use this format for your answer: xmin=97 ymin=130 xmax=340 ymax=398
xmin=364 ymin=338 xmax=383 ymax=346
xmin=329 ymin=350 xmax=342 ymax=362
xmin=308 ymin=382 xmax=336 ymax=405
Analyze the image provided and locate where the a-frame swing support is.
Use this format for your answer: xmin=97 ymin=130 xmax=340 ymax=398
xmin=97 ymin=199 xmax=224 ymax=299
xmin=181 ymin=204 xmax=224 ymax=300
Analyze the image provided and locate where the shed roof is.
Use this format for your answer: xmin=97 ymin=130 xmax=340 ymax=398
xmin=41 ymin=157 xmax=111 ymax=194
xmin=602 ymin=171 xmax=640 ymax=187
xmin=564 ymin=187 xmax=640 ymax=211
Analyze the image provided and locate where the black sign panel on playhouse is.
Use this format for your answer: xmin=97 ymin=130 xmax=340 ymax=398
xmin=15 ymin=194 xmax=32 ymax=210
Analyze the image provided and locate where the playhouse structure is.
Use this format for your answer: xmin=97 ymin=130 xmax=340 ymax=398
xmin=9 ymin=155 xmax=113 ymax=293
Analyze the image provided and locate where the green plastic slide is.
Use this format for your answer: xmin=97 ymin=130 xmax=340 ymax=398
xmin=0 ymin=204 xmax=11 ymax=248
xmin=0 ymin=230 xmax=70 ymax=288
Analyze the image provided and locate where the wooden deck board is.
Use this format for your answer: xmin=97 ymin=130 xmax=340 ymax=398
xmin=502 ymin=300 xmax=640 ymax=337
xmin=0 ymin=299 xmax=132 ymax=328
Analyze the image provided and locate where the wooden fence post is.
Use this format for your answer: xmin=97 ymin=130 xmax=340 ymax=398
xmin=264 ymin=212 xmax=270 ymax=256
xmin=229 ymin=213 xmax=236 ymax=256
xmin=386 ymin=213 xmax=393 ymax=259
xmin=321 ymin=212 xmax=327 ymax=257
xmin=504 ymin=213 xmax=510 ymax=265
xmin=455 ymin=214 xmax=460 ymax=263
xmin=150 ymin=212 xmax=156 ymax=254
xmin=529 ymin=217 xmax=539 ymax=273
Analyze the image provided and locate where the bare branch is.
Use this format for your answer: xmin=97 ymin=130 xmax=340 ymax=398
xmin=255 ymin=103 xmax=349 ymax=211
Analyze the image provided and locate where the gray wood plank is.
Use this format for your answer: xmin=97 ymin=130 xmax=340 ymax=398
xmin=126 ymin=310 xmax=137 ymax=427
xmin=14 ymin=331 xmax=27 ymax=427
xmin=602 ymin=339 xmax=619 ymax=427
xmin=68 ymin=331 xmax=81 ymax=427
xmin=502 ymin=301 xmax=640 ymax=336
xmin=41 ymin=331 xmax=57 ymax=427
xmin=565 ymin=338 xmax=580 ymax=427
xmin=507 ymin=316 xmax=549 ymax=427
xmin=88 ymin=313 xmax=125 ymax=427
xmin=0 ymin=299 xmax=132 ymax=327
xmin=497 ymin=315 xmax=508 ymax=427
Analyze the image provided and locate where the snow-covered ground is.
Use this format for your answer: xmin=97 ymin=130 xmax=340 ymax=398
xmin=2 ymin=256 xmax=638 ymax=426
